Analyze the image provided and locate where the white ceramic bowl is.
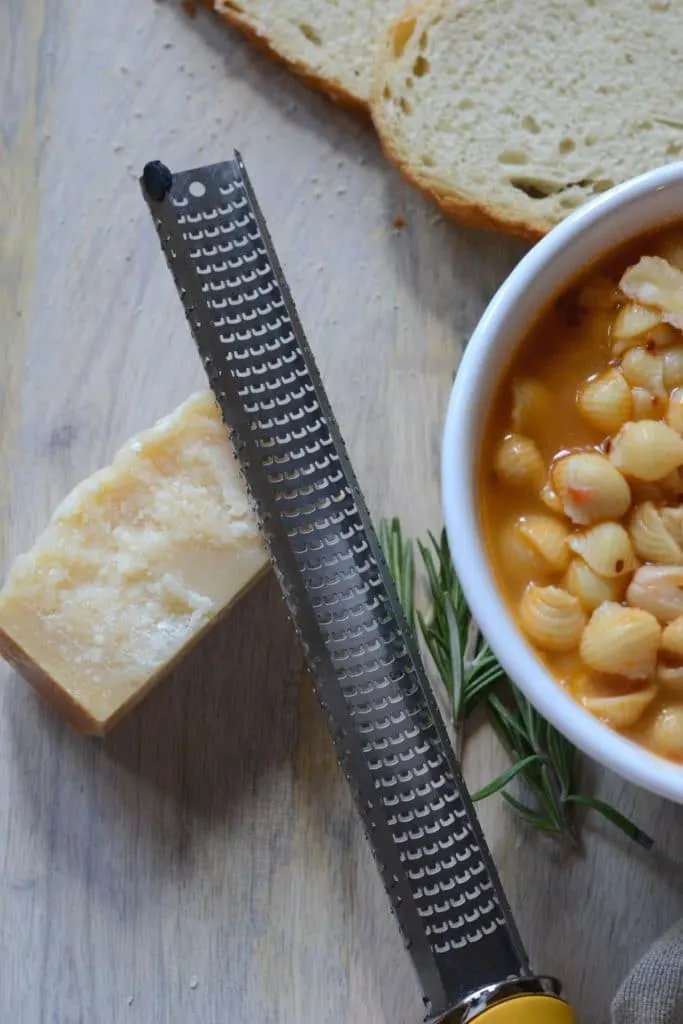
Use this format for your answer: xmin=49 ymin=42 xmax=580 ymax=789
xmin=442 ymin=162 xmax=683 ymax=804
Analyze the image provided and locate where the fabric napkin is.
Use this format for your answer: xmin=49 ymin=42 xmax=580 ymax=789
xmin=612 ymin=919 xmax=683 ymax=1023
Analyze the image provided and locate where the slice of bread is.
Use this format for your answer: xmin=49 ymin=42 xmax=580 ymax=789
xmin=371 ymin=0 xmax=683 ymax=239
xmin=207 ymin=0 xmax=410 ymax=109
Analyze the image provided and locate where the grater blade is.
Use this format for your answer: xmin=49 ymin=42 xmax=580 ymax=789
xmin=140 ymin=155 xmax=543 ymax=1022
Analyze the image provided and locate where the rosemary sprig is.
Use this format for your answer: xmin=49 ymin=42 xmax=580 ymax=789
xmin=417 ymin=530 xmax=506 ymax=723
xmin=378 ymin=518 xmax=416 ymax=635
xmin=379 ymin=517 xmax=653 ymax=849
xmin=487 ymin=689 xmax=653 ymax=848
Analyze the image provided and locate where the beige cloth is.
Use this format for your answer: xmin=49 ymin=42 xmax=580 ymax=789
xmin=612 ymin=920 xmax=683 ymax=1024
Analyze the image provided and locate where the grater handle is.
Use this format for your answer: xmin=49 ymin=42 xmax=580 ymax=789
xmin=470 ymin=994 xmax=577 ymax=1023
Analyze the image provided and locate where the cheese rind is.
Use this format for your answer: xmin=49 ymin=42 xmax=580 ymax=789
xmin=0 ymin=392 xmax=269 ymax=734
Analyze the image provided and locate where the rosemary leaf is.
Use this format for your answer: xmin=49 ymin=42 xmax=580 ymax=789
xmin=402 ymin=542 xmax=416 ymax=634
xmin=471 ymin=755 xmax=544 ymax=802
xmin=446 ymin=600 xmax=463 ymax=721
xmin=566 ymin=795 xmax=655 ymax=850
xmin=502 ymin=792 xmax=562 ymax=834
xmin=380 ymin=517 xmax=417 ymax=634
xmin=487 ymin=693 xmax=527 ymax=743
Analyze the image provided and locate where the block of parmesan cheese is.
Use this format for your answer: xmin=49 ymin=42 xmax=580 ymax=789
xmin=0 ymin=391 xmax=269 ymax=735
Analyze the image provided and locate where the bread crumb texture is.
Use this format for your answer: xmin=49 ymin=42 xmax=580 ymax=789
xmin=371 ymin=0 xmax=683 ymax=237
xmin=210 ymin=0 xmax=409 ymax=105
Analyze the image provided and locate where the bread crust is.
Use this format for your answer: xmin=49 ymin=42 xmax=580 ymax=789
xmin=370 ymin=3 xmax=551 ymax=241
xmin=374 ymin=120 xmax=549 ymax=242
xmin=202 ymin=0 xmax=371 ymax=113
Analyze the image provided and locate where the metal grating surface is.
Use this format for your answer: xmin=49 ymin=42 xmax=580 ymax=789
xmin=141 ymin=156 xmax=529 ymax=1021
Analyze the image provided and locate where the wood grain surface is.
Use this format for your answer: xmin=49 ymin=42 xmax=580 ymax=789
xmin=3 ymin=2 xmax=683 ymax=1022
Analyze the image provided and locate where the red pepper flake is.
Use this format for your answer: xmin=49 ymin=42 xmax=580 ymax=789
xmin=567 ymin=484 xmax=593 ymax=504
xmin=646 ymin=339 xmax=657 ymax=353
xmin=604 ymin=438 xmax=612 ymax=453
xmin=615 ymin=559 xmax=625 ymax=572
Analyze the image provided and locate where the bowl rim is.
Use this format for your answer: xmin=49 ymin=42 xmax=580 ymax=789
xmin=442 ymin=161 xmax=683 ymax=804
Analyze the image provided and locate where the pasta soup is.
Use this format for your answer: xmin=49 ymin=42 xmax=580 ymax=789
xmin=480 ymin=227 xmax=683 ymax=763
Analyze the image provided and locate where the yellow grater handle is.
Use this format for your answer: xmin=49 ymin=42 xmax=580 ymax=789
xmin=470 ymin=993 xmax=577 ymax=1023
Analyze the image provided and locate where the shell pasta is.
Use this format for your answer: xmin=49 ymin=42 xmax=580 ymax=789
xmin=480 ymin=226 xmax=683 ymax=763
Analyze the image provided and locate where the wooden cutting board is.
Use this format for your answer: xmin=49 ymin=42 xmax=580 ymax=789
xmin=3 ymin=2 xmax=683 ymax=1021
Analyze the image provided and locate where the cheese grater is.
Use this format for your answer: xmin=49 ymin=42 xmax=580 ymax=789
xmin=140 ymin=155 xmax=576 ymax=1024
